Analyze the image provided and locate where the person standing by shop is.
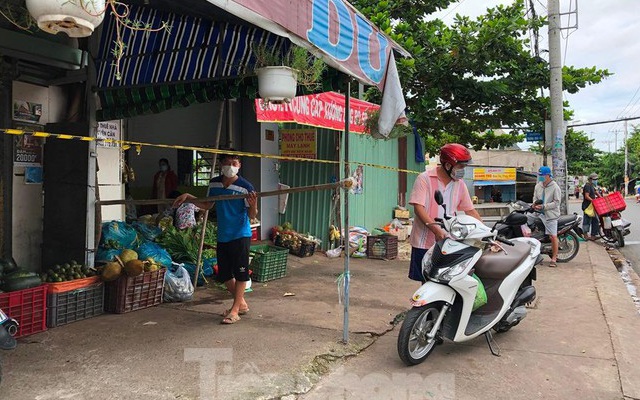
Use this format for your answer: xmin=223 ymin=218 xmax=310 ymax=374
xmin=408 ymin=143 xmax=482 ymax=283
xmin=582 ymin=173 xmax=601 ymax=240
xmin=173 ymin=152 xmax=257 ymax=324
xmin=532 ymin=166 xmax=562 ymax=267
xmin=152 ymin=158 xmax=178 ymax=214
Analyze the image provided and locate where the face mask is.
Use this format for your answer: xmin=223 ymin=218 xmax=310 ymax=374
xmin=592 ymin=180 xmax=598 ymax=186
xmin=160 ymin=165 xmax=168 ymax=172
xmin=538 ymin=176 xmax=545 ymax=182
xmin=453 ymin=168 xmax=465 ymax=181
xmin=221 ymin=165 xmax=239 ymax=178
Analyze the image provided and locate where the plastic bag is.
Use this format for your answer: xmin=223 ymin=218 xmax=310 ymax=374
xmin=95 ymin=247 xmax=121 ymax=263
xmin=472 ymin=274 xmax=488 ymax=311
xmin=100 ymin=221 xmax=138 ymax=249
xmin=163 ymin=265 xmax=194 ymax=302
xmin=136 ymin=241 xmax=172 ymax=267
xmin=182 ymin=263 xmax=207 ymax=286
xmin=132 ymin=221 xmax=163 ymax=242
xmin=584 ymin=203 xmax=596 ymax=217
xmin=202 ymin=258 xmax=216 ymax=277
xmin=348 ymin=227 xmax=368 ymax=258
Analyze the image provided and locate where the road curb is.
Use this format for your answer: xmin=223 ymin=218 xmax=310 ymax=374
xmin=590 ymin=243 xmax=640 ymax=399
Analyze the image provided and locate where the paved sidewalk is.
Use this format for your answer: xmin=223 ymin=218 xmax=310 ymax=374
xmin=3 ymin=240 xmax=639 ymax=400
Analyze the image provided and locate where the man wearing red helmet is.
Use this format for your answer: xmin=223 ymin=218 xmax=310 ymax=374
xmin=408 ymin=143 xmax=482 ymax=282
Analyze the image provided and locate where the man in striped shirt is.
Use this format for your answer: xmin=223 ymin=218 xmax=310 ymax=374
xmin=408 ymin=144 xmax=481 ymax=282
xmin=174 ymin=152 xmax=257 ymax=324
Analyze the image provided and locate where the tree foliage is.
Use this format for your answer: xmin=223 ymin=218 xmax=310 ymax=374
xmin=352 ymin=0 xmax=611 ymax=153
xmin=564 ymin=129 xmax=601 ymax=175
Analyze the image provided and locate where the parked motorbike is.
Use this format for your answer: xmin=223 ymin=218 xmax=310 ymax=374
xmin=496 ymin=200 xmax=582 ymax=263
xmin=598 ymin=210 xmax=630 ymax=248
xmin=0 ymin=308 xmax=18 ymax=386
xmin=397 ymin=191 xmax=540 ymax=366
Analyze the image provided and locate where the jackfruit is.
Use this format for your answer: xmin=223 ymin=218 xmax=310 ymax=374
xmin=102 ymin=261 xmax=122 ymax=281
xmin=124 ymin=260 xmax=145 ymax=277
xmin=119 ymin=249 xmax=138 ymax=264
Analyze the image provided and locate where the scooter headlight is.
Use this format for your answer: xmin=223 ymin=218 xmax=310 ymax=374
xmin=433 ymin=257 xmax=474 ymax=282
xmin=450 ymin=222 xmax=469 ymax=240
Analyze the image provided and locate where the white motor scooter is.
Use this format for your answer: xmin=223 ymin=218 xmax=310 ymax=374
xmin=397 ymin=191 xmax=541 ymax=366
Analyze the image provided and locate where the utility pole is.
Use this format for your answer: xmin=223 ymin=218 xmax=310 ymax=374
xmin=624 ymin=121 xmax=629 ymax=196
xmin=548 ymin=0 xmax=567 ymax=214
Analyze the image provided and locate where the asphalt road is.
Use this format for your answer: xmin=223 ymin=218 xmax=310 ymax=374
xmin=568 ymin=197 xmax=640 ymax=275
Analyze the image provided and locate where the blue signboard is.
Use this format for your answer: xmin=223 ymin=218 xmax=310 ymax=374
xmin=526 ymin=131 xmax=543 ymax=142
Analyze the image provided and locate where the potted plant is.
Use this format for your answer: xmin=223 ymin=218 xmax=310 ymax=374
xmin=253 ymin=43 xmax=325 ymax=104
xmin=1 ymin=1 xmax=170 ymax=81
xmin=364 ymin=108 xmax=412 ymax=140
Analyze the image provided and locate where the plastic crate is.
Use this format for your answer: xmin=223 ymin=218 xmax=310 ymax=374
xmin=249 ymin=245 xmax=289 ymax=282
xmin=593 ymin=192 xmax=626 ymax=216
xmin=366 ymin=235 xmax=398 ymax=260
xmin=46 ymin=283 xmax=104 ymax=328
xmin=274 ymin=235 xmax=317 ymax=257
xmin=0 ymin=285 xmax=47 ymax=338
xmin=104 ymin=269 xmax=165 ymax=314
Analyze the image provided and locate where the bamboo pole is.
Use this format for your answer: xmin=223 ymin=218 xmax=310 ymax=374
xmin=97 ymin=182 xmax=344 ymax=206
xmin=193 ymin=101 xmax=225 ymax=289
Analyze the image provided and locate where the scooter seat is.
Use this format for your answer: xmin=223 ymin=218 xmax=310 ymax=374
xmin=474 ymin=241 xmax=531 ymax=280
xmin=558 ymin=215 xmax=576 ymax=226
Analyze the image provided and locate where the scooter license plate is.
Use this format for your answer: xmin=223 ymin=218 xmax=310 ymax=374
xmin=612 ymin=219 xmax=623 ymax=227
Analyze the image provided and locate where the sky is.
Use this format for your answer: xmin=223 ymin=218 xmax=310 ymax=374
xmin=428 ymin=0 xmax=640 ymax=153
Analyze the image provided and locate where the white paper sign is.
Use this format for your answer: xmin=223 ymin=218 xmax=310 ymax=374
xmin=97 ymin=121 xmax=121 ymax=148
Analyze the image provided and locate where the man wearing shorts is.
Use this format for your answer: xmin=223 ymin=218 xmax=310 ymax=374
xmin=408 ymin=143 xmax=481 ymax=283
xmin=174 ymin=152 xmax=257 ymax=324
xmin=533 ymin=166 xmax=561 ymax=267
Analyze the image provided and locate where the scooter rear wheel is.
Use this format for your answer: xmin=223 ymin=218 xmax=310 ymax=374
xmin=612 ymin=229 xmax=625 ymax=248
xmin=397 ymin=303 xmax=443 ymax=366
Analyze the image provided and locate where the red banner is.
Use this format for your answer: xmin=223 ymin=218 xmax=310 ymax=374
xmin=255 ymin=92 xmax=378 ymax=133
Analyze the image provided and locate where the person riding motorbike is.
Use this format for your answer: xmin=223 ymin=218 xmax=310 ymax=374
xmin=533 ymin=166 xmax=561 ymax=267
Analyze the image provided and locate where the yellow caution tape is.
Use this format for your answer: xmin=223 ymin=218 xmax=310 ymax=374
xmin=2 ymin=128 xmax=424 ymax=175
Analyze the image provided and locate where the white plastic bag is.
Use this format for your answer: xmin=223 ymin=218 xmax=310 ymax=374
xmin=164 ymin=265 xmax=194 ymax=302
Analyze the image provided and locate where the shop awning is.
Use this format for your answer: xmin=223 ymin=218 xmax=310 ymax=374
xmin=473 ymin=181 xmax=516 ymax=186
xmin=95 ymin=0 xmax=409 ymax=133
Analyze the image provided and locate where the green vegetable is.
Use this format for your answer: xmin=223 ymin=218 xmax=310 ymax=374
xmin=2 ymin=275 xmax=42 ymax=292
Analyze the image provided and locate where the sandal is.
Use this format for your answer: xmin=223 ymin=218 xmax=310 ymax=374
xmin=221 ymin=314 xmax=241 ymax=324
xmin=549 ymin=261 xmax=557 ymax=268
xmin=221 ymin=308 xmax=249 ymax=317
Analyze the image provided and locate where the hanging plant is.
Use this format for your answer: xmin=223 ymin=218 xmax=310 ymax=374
xmin=1 ymin=1 xmax=171 ymax=81
xmin=364 ymin=108 xmax=412 ymax=140
xmin=252 ymin=43 xmax=326 ymax=104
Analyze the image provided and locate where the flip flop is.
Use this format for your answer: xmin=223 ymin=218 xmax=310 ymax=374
xmin=221 ymin=308 xmax=249 ymax=317
xmin=221 ymin=314 xmax=241 ymax=324
xmin=549 ymin=261 xmax=557 ymax=268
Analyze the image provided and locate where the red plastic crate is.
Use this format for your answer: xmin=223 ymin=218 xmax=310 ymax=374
xmin=104 ymin=269 xmax=165 ymax=314
xmin=0 ymin=285 xmax=48 ymax=338
xmin=593 ymin=192 xmax=626 ymax=216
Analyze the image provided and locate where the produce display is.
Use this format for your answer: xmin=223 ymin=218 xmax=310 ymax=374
xmin=272 ymin=223 xmax=321 ymax=257
xmin=101 ymin=249 xmax=163 ymax=282
xmin=42 ymin=260 xmax=96 ymax=283
xmin=0 ymin=257 xmax=42 ymax=293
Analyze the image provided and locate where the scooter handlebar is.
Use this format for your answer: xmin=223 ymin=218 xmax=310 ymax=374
xmin=496 ymin=236 xmax=515 ymax=246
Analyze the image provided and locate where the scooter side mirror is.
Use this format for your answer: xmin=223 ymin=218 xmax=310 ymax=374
xmin=434 ymin=190 xmax=444 ymax=206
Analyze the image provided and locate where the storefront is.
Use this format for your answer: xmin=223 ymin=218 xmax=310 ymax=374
xmin=472 ymin=167 xmax=517 ymax=203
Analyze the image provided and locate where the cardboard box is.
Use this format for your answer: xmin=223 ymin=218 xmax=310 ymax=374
xmin=394 ymin=209 xmax=410 ymax=219
xmin=388 ymin=226 xmax=408 ymax=241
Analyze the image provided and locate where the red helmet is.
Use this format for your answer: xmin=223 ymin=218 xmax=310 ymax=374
xmin=440 ymin=143 xmax=471 ymax=167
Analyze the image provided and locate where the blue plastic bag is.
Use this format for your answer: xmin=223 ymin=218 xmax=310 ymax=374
xmin=203 ymin=258 xmax=216 ymax=277
xmin=100 ymin=221 xmax=138 ymax=249
xmin=136 ymin=241 xmax=172 ymax=267
xmin=182 ymin=263 xmax=208 ymax=286
xmin=132 ymin=222 xmax=163 ymax=242
xmin=95 ymin=247 xmax=121 ymax=263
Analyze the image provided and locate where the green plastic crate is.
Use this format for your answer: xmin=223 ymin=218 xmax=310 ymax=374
xmin=249 ymin=245 xmax=289 ymax=282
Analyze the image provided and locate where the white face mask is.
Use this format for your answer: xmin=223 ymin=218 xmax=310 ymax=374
xmin=453 ymin=168 xmax=465 ymax=181
xmin=221 ymin=165 xmax=239 ymax=178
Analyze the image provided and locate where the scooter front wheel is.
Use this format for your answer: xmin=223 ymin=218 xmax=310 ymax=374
xmin=557 ymin=231 xmax=580 ymax=263
xmin=397 ymin=302 xmax=444 ymax=366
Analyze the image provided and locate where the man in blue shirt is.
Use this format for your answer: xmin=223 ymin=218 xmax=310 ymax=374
xmin=174 ymin=152 xmax=258 ymax=324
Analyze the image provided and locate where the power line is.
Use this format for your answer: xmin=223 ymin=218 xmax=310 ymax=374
xmin=568 ymin=115 xmax=640 ymax=128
